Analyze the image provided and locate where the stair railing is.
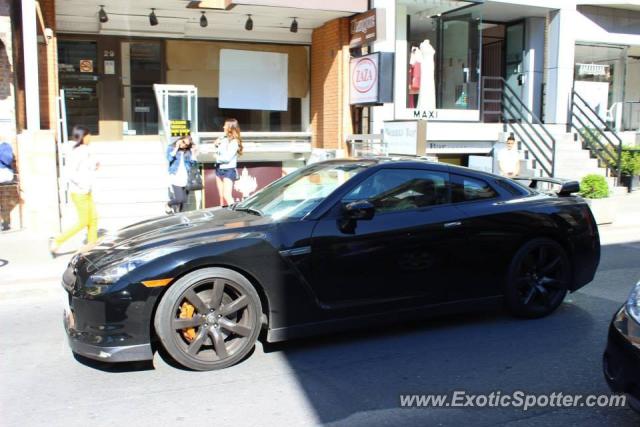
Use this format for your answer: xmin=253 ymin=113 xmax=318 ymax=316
xmin=481 ymin=76 xmax=556 ymax=177
xmin=567 ymin=89 xmax=623 ymax=181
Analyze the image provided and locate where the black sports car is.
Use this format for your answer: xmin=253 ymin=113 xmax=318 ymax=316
xmin=62 ymin=159 xmax=600 ymax=370
xmin=603 ymin=280 xmax=640 ymax=412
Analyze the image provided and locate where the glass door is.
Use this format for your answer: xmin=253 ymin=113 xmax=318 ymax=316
xmin=154 ymin=84 xmax=199 ymax=145
xmin=504 ymin=21 xmax=525 ymax=119
xmin=437 ymin=12 xmax=480 ymax=110
xmin=121 ymin=41 xmax=162 ymax=135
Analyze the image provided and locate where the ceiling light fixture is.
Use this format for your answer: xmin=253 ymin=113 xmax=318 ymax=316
xmin=200 ymin=11 xmax=208 ymax=28
xmin=245 ymin=14 xmax=253 ymax=31
xmin=290 ymin=17 xmax=298 ymax=33
xmin=98 ymin=5 xmax=108 ymax=23
xmin=149 ymin=8 xmax=158 ymax=26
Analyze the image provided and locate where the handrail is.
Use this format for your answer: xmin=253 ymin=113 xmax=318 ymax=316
xmin=568 ymin=88 xmax=623 ymax=180
xmin=481 ymin=76 xmax=556 ymax=177
xmin=572 ymin=91 xmax=623 ymax=145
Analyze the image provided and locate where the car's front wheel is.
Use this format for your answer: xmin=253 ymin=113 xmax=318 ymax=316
xmin=154 ymin=268 xmax=262 ymax=371
xmin=505 ymin=238 xmax=571 ymax=318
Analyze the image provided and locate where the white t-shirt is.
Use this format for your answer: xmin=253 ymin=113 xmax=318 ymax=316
xmin=67 ymin=145 xmax=98 ymax=194
xmin=216 ymin=137 xmax=239 ymax=169
xmin=498 ymin=148 xmax=521 ymax=176
xmin=170 ymin=151 xmax=189 ymax=187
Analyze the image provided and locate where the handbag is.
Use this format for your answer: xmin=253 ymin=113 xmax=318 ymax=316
xmin=186 ymin=165 xmax=203 ymax=191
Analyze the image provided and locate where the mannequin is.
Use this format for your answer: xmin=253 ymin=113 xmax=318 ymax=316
xmin=417 ymin=39 xmax=436 ymax=112
xmin=408 ymin=46 xmax=422 ymax=108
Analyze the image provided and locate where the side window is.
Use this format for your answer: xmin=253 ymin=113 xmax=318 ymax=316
xmin=343 ymin=169 xmax=450 ymax=213
xmin=452 ymin=175 xmax=498 ymax=203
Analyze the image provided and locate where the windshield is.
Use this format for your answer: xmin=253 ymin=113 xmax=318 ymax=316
xmin=234 ymin=161 xmax=374 ymax=219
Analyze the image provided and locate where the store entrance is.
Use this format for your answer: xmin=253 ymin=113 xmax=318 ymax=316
xmin=480 ymin=21 xmax=525 ymax=122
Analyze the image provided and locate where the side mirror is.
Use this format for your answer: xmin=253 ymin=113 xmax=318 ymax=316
xmin=342 ymin=200 xmax=375 ymax=220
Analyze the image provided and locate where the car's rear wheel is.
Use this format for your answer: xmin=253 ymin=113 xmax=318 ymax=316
xmin=154 ymin=268 xmax=262 ymax=371
xmin=505 ymin=238 xmax=571 ymax=318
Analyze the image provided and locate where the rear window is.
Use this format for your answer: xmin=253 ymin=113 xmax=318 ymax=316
xmin=452 ymin=175 xmax=498 ymax=203
xmin=496 ymin=178 xmax=532 ymax=196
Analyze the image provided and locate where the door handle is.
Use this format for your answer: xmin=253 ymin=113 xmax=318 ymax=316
xmin=444 ymin=221 xmax=462 ymax=228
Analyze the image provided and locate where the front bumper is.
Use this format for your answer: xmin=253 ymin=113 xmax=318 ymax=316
xmin=603 ymin=307 xmax=640 ymax=405
xmin=63 ymin=306 xmax=152 ymax=362
xmin=61 ymin=256 xmax=160 ymax=363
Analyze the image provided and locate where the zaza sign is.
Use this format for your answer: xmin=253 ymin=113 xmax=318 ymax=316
xmin=350 ymin=55 xmax=378 ymax=104
xmin=349 ymin=52 xmax=394 ymax=105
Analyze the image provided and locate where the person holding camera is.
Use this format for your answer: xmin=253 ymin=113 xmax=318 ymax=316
xmin=166 ymin=135 xmax=198 ymax=214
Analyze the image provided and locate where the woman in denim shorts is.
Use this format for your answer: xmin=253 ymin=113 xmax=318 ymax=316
xmin=214 ymin=118 xmax=243 ymax=206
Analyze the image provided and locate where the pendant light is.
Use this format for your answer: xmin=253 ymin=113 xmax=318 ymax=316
xmin=245 ymin=14 xmax=253 ymax=31
xmin=290 ymin=17 xmax=298 ymax=33
xmin=200 ymin=12 xmax=208 ymax=28
xmin=149 ymin=8 xmax=159 ymax=26
xmin=98 ymin=5 xmax=108 ymax=23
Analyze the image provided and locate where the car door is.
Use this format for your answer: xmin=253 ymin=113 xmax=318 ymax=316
xmin=447 ymin=173 xmax=528 ymax=301
xmin=309 ymin=167 xmax=467 ymax=309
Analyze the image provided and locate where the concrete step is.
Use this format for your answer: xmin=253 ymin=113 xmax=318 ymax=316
xmin=95 ymin=202 xmax=168 ymax=219
xmin=96 ymin=164 xmax=168 ymax=179
xmin=91 ymin=141 xmax=165 ymax=154
xmin=97 ymin=152 xmax=166 ymax=167
xmin=554 ymin=158 xmax=600 ymax=169
xmin=94 ymin=188 xmax=168 ymax=204
xmin=554 ymin=169 xmax=608 ymax=181
xmin=554 ymin=150 xmax=591 ymax=161
xmin=94 ymin=177 xmax=168 ymax=191
xmin=612 ymin=186 xmax=629 ymax=197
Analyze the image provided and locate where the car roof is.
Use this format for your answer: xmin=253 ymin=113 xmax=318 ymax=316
xmin=323 ymin=157 xmax=505 ymax=181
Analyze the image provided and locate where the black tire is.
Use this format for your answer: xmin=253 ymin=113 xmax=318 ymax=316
xmin=505 ymin=238 xmax=571 ymax=319
xmin=154 ymin=267 xmax=262 ymax=371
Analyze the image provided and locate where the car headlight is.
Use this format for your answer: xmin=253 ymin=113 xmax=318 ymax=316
xmin=90 ymin=246 xmax=187 ymax=285
xmin=625 ymin=281 xmax=640 ymax=323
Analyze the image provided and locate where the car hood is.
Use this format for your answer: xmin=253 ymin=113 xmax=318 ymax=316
xmin=79 ymin=208 xmax=273 ymax=268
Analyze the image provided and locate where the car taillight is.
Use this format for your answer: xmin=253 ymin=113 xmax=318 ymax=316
xmin=581 ymin=205 xmax=597 ymax=237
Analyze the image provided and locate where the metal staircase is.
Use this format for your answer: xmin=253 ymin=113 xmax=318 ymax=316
xmin=567 ymin=89 xmax=623 ymax=183
xmin=481 ymin=76 xmax=556 ymax=177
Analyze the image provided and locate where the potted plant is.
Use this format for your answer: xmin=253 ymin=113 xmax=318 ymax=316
xmin=580 ymin=174 xmax=616 ymax=225
xmin=620 ymin=147 xmax=640 ymax=192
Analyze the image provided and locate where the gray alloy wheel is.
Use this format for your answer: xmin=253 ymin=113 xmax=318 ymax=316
xmin=154 ymin=268 xmax=262 ymax=371
xmin=505 ymin=238 xmax=571 ymax=319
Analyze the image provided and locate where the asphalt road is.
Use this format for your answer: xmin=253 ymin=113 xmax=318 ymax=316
xmin=2 ymin=239 xmax=640 ymax=427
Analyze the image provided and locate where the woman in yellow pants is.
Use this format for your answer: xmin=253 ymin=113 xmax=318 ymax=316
xmin=49 ymin=126 xmax=99 ymax=257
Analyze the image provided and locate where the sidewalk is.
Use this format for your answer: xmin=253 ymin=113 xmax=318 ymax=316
xmin=598 ymin=191 xmax=640 ymax=245
xmin=1 ymin=192 xmax=638 ymax=297
xmin=0 ymin=230 xmax=74 ymax=298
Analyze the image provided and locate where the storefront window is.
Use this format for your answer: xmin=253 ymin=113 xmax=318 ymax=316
xmin=123 ymin=42 xmax=163 ymax=135
xmin=403 ymin=1 xmax=481 ymax=114
xmin=165 ymin=40 xmax=308 ymax=133
xmin=198 ymin=98 xmax=302 ymax=132
xmin=58 ymin=40 xmax=99 ymax=135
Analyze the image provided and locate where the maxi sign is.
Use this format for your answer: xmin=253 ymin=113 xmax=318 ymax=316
xmin=350 ymin=52 xmax=394 ymax=105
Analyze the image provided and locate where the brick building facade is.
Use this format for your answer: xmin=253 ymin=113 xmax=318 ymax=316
xmin=310 ymin=17 xmax=353 ymax=152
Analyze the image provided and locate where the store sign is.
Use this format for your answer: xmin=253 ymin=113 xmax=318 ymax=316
xmin=79 ymin=59 xmax=93 ymax=73
xmin=350 ymin=9 xmax=377 ymax=48
xmin=426 ymin=141 xmax=493 ymax=154
xmin=383 ymin=120 xmax=426 ymax=156
xmin=578 ymin=63 xmax=607 ymax=76
xmin=350 ymin=52 xmax=394 ymax=105
xmin=170 ymin=120 xmax=191 ymax=137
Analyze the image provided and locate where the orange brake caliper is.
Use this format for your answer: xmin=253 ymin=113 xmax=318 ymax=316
xmin=179 ymin=301 xmax=197 ymax=341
